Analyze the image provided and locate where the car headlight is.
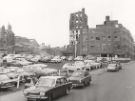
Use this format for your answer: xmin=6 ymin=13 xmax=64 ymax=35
xmin=23 ymin=90 xmax=28 ymax=95
xmin=79 ymin=80 xmax=82 ymax=83
xmin=0 ymin=82 xmax=3 ymax=85
xmin=40 ymin=92 xmax=45 ymax=96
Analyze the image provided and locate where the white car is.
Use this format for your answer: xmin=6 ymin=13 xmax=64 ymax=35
xmin=84 ymin=60 xmax=101 ymax=70
xmin=74 ymin=56 xmax=84 ymax=61
xmin=67 ymin=56 xmax=74 ymax=61
xmin=107 ymin=63 xmax=119 ymax=72
xmin=51 ymin=57 xmax=62 ymax=63
xmin=23 ymin=64 xmax=47 ymax=73
xmin=61 ymin=56 xmax=67 ymax=60
xmin=62 ymin=61 xmax=87 ymax=73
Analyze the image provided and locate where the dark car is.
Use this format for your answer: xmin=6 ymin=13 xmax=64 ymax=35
xmin=68 ymin=70 xmax=91 ymax=88
xmin=24 ymin=76 xmax=72 ymax=101
xmin=0 ymin=74 xmax=17 ymax=89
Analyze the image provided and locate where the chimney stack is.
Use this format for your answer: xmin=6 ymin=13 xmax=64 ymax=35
xmin=106 ymin=16 xmax=110 ymax=21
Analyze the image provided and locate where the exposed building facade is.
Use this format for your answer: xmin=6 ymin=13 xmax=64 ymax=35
xmin=68 ymin=8 xmax=134 ymax=58
xmin=67 ymin=8 xmax=88 ymax=56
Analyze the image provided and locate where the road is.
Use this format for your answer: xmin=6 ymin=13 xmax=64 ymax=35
xmin=1 ymin=61 xmax=135 ymax=101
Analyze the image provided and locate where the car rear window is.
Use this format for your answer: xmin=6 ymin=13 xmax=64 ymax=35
xmin=71 ymin=71 xmax=84 ymax=77
xmin=108 ymin=64 xmax=116 ymax=66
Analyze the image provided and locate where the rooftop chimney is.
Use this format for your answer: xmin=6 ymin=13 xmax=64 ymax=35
xmin=82 ymin=8 xmax=85 ymax=13
xmin=106 ymin=16 xmax=110 ymax=21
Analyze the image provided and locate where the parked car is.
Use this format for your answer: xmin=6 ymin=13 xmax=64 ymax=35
xmin=67 ymin=56 xmax=74 ymax=61
xmin=24 ymin=76 xmax=72 ymax=101
xmin=61 ymin=56 xmax=67 ymax=60
xmin=6 ymin=71 xmax=30 ymax=84
xmin=117 ymin=62 xmax=122 ymax=70
xmin=39 ymin=56 xmax=52 ymax=63
xmin=62 ymin=62 xmax=87 ymax=74
xmin=84 ymin=60 xmax=102 ymax=70
xmin=23 ymin=64 xmax=47 ymax=73
xmin=50 ymin=56 xmax=63 ymax=63
xmin=34 ymin=68 xmax=58 ymax=78
xmin=0 ymin=74 xmax=17 ymax=89
xmin=68 ymin=70 xmax=91 ymax=88
xmin=107 ymin=62 xmax=122 ymax=72
xmin=74 ymin=56 xmax=84 ymax=61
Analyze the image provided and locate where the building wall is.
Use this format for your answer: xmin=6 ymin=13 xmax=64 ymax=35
xmin=79 ymin=16 xmax=134 ymax=58
xmin=15 ymin=36 xmax=39 ymax=54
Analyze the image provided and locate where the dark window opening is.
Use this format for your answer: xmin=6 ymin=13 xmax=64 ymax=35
xmin=90 ymin=46 xmax=94 ymax=48
xmin=96 ymin=37 xmax=100 ymax=40
xmin=91 ymin=36 xmax=94 ymax=39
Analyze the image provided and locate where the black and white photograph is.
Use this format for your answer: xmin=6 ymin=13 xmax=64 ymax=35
xmin=0 ymin=0 xmax=135 ymax=101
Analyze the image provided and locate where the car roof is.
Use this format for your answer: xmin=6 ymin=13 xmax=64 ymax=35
xmin=40 ymin=76 xmax=64 ymax=80
xmin=73 ymin=70 xmax=86 ymax=73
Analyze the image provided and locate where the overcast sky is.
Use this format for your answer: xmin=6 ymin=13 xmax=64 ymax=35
xmin=0 ymin=0 xmax=135 ymax=47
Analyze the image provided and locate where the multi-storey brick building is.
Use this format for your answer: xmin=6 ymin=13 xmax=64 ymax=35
xmin=68 ymin=8 xmax=134 ymax=58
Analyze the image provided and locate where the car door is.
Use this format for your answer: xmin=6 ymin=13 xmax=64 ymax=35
xmin=53 ymin=78 xmax=63 ymax=98
xmin=60 ymin=78 xmax=69 ymax=94
xmin=84 ymin=71 xmax=90 ymax=83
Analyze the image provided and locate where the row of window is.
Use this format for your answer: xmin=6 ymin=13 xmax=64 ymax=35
xmin=89 ymin=44 xmax=121 ymax=50
xmin=90 ymin=36 xmax=118 ymax=41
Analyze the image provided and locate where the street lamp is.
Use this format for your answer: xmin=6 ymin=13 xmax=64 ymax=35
xmin=73 ymin=30 xmax=78 ymax=58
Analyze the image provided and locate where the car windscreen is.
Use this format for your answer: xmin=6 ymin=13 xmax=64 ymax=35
xmin=71 ymin=71 xmax=84 ymax=77
xmin=36 ymin=78 xmax=55 ymax=87
xmin=108 ymin=64 xmax=116 ymax=66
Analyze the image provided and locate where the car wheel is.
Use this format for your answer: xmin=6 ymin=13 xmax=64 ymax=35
xmin=27 ymin=98 xmax=36 ymax=101
xmin=87 ymin=81 xmax=91 ymax=86
xmin=48 ymin=94 xmax=53 ymax=101
xmin=65 ymin=88 xmax=70 ymax=95
xmin=82 ymin=82 xmax=85 ymax=87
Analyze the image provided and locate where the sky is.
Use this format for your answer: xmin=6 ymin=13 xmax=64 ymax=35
xmin=0 ymin=0 xmax=135 ymax=47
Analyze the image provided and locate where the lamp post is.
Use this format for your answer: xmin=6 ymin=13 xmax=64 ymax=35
xmin=75 ymin=38 xmax=77 ymax=58
xmin=74 ymin=30 xmax=78 ymax=58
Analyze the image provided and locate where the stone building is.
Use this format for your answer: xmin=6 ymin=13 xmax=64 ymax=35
xmin=68 ymin=8 xmax=134 ymax=58
xmin=15 ymin=36 xmax=39 ymax=54
xmin=0 ymin=24 xmax=40 ymax=55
